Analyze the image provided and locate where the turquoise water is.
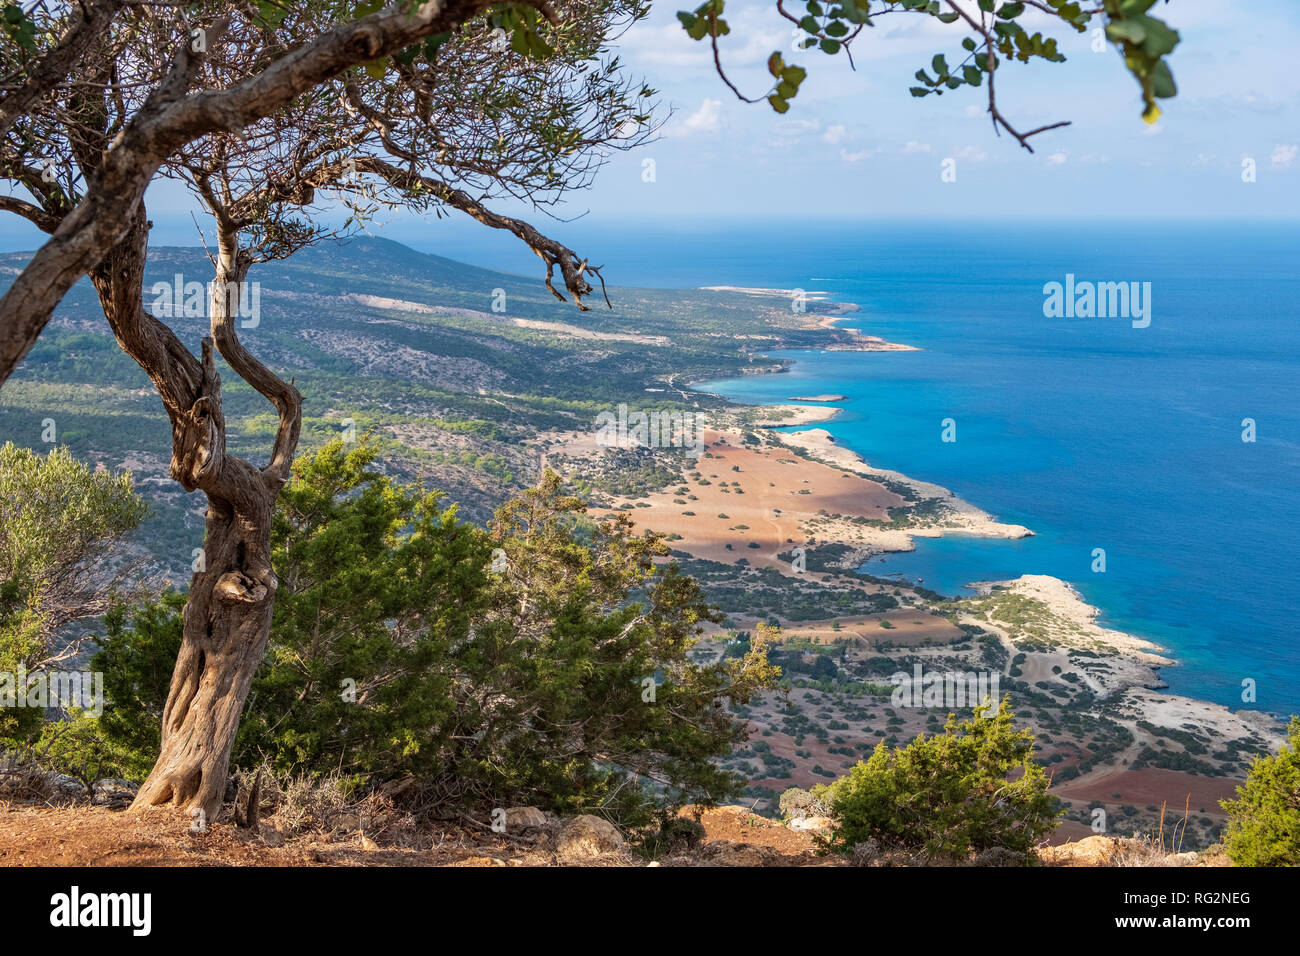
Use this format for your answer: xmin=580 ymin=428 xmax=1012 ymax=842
xmin=679 ymin=220 xmax=1300 ymax=717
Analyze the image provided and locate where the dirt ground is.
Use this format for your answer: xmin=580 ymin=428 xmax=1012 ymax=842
xmin=0 ymin=801 xmax=1222 ymax=867
xmin=0 ymin=802 xmax=824 ymax=868
xmin=717 ymin=609 xmax=965 ymax=647
xmin=0 ymin=804 xmax=491 ymax=867
xmin=685 ymin=805 xmax=821 ymax=861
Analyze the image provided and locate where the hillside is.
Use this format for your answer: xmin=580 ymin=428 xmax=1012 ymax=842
xmin=0 ymin=237 xmax=861 ymax=562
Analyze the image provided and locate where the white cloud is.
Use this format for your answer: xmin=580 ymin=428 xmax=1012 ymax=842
xmin=775 ymin=118 xmax=821 ymax=137
xmin=840 ymin=147 xmax=880 ymax=164
xmin=963 ymin=105 xmax=984 ymax=119
xmin=762 ymin=118 xmax=822 ymax=150
xmin=1046 ymin=151 xmax=1068 ymax=166
xmin=669 ymin=98 xmax=722 ymax=137
xmin=902 ymin=140 xmax=932 ymax=154
xmin=953 ymin=145 xmax=988 ymax=162
xmin=823 ymin=124 xmax=847 ymax=145
xmin=1270 ymin=143 xmax=1298 ymax=169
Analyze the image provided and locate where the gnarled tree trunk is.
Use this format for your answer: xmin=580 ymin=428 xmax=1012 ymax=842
xmin=91 ymin=211 xmax=300 ymax=820
xmin=134 ymin=479 xmax=280 ymax=818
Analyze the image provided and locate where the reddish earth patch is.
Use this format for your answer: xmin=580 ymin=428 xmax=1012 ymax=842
xmin=733 ymin=609 xmax=964 ymax=646
xmin=1 ymin=802 xmax=1180 ymax=868
xmin=1044 ymin=820 xmax=1095 ymax=847
xmin=1053 ymin=768 xmax=1241 ymax=816
xmin=681 ymin=805 xmax=826 ymax=865
xmin=592 ymin=430 xmax=903 ymax=572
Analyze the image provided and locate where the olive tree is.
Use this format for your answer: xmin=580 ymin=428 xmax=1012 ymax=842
xmin=1 ymin=0 xmax=654 ymax=817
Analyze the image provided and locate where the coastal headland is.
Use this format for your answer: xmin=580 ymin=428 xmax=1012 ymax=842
xmin=542 ymin=293 xmax=1284 ymax=848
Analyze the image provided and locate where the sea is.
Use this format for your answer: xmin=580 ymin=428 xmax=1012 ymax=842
xmin=419 ymin=218 xmax=1300 ymax=717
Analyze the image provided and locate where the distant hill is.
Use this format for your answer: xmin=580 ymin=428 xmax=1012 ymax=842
xmin=0 ymin=236 xmax=854 ymax=571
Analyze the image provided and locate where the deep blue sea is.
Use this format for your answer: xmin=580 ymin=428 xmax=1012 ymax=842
xmin=488 ymin=218 xmax=1300 ymax=717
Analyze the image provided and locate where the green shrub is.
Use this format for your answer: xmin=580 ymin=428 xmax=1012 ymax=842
xmin=1221 ymin=716 xmax=1300 ymax=866
xmin=778 ymin=787 xmax=826 ymax=821
xmin=85 ymin=442 xmax=779 ymax=827
xmin=814 ymin=698 xmax=1059 ymax=863
xmin=652 ymin=816 xmax=707 ymax=854
xmin=0 ymin=443 xmax=146 ymax=745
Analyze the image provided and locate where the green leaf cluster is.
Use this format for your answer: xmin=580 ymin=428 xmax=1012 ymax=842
xmin=765 ymin=52 xmax=807 ymax=114
xmin=677 ymin=0 xmax=729 ymax=41
xmin=1100 ymin=0 xmax=1180 ymax=122
xmin=676 ymin=0 xmax=1178 ymax=125
xmin=1 ymin=4 xmax=36 ymax=54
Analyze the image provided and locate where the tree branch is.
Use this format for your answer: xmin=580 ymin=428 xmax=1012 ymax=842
xmin=357 ymin=155 xmax=610 ymax=310
xmin=207 ymin=224 xmax=301 ymax=485
xmin=0 ymin=0 xmax=125 ymax=138
xmin=0 ymin=193 xmax=60 ymax=232
xmin=0 ymin=0 xmax=497 ymax=384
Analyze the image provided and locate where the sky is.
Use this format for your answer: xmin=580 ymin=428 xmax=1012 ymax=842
xmin=2 ymin=0 xmax=1297 ymax=260
xmin=577 ymin=0 xmax=1300 ymax=220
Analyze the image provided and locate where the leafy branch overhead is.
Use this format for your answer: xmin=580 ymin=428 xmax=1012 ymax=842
xmin=678 ymin=0 xmax=1181 ymax=150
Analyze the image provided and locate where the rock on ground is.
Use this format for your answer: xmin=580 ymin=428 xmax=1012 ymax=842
xmin=505 ymin=806 xmax=548 ymax=829
xmin=789 ymin=815 xmax=834 ymax=832
xmin=556 ymin=814 xmax=624 ymax=860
